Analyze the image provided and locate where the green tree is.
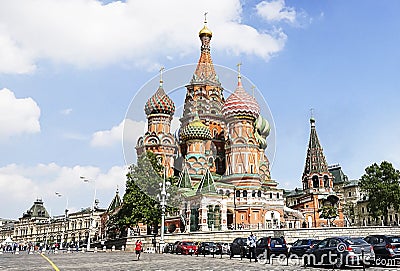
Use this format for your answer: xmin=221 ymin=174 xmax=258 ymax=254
xmin=319 ymin=204 xmax=338 ymax=225
xmin=109 ymin=151 xmax=178 ymax=236
xmin=359 ymin=161 xmax=400 ymax=225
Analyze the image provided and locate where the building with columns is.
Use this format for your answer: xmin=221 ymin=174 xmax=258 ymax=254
xmin=136 ymin=20 xmax=285 ymax=232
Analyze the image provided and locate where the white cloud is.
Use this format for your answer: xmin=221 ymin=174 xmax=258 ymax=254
xmin=256 ymin=0 xmax=297 ymax=24
xmin=91 ymin=119 xmax=145 ymax=147
xmin=0 ymin=88 xmax=41 ymax=139
xmin=0 ymin=0 xmax=289 ymax=73
xmin=0 ymin=163 xmax=127 ymax=219
xmin=60 ymin=108 xmax=72 ymax=115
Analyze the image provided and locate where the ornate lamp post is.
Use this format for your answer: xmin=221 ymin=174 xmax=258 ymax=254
xmin=81 ymin=176 xmax=96 ymax=252
xmin=55 ymin=192 xmax=68 ymax=249
xmin=158 ymin=167 xmax=170 ymax=253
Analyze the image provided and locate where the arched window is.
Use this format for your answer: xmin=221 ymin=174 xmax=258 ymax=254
xmin=252 ymin=190 xmax=256 ymax=197
xmin=323 ymin=175 xmax=329 ymax=187
xmin=257 ymin=190 xmax=262 ymax=197
xmin=236 ymin=190 xmax=240 ymax=198
xmin=312 ymin=175 xmax=319 ymax=188
xmin=243 ymin=190 xmax=248 ymax=198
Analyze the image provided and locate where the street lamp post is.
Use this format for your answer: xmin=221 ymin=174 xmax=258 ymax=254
xmin=81 ymin=176 xmax=96 ymax=252
xmin=158 ymin=167 xmax=170 ymax=253
xmin=55 ymin=192 xmax=69 ymax=249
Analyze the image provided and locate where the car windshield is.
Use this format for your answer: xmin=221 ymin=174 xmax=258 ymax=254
xmin=388 ymin=237 xmax=400 ymax=243
xmin=271 ymin=238 xmax=284 ymax=245
xmin=182 ymin=242 xmax=194 ymax=246
xmin=345 ymin=238 xmax=368 ymax=245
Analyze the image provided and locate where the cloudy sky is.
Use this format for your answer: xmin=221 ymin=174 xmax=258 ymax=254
xmin=0 ymin=0 xmax=399 ymax=220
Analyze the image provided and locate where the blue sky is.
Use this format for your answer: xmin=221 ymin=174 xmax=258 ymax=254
xmin=0 ymin=0 xmax=399 ymax=219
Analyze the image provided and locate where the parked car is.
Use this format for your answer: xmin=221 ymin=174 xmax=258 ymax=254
xmin=170 ymin=241 xmax=181 ymax=254
xmin=364 ymin=235 xmax=400 ymax=265
xmin=197 ymin=242 xmax=218 ymax=255
xmin=255 ymin=236 xmax=288 ymax=258
xmin=216 ymin=242 xmax=230 ymax=255
xmin=230 ymin=237 xmax=248 ymax=258
xmin=304 ymin=237 xmax=375 ymax=268
xmin=289 ymin=239 xmax=320 ymax=257
xmin=163 ymin=243 xmax=174 ymax=253
xmin=176 ymin=241 xmax=197 ymax=255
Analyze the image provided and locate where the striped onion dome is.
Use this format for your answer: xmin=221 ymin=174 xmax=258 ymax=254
xmin=180 ymin=114 xmax=212 ymax=141
xmin=144 ymin=83 xmax=175 ymax=116
xmin=223 ymin=79 xmax=260 ymax=119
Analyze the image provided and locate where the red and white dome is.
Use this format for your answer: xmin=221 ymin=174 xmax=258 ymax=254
xmin=223 ymin=81 xmax=260 ymax=119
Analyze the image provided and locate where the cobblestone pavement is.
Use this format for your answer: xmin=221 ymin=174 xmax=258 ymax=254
xmin=0 ymin=251 xmax=397 ymax=271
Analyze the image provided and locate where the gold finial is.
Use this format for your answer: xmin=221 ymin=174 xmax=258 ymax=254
xmin=159 ymin=66 xmax=165 ymax=86
xmin=199 ymin=12 xmax=212 ymax=37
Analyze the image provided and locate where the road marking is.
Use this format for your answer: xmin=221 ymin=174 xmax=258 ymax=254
xmin=40 ymin=253 xmax=60 ymax=271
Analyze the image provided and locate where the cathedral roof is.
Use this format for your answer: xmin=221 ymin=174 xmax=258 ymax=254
xmin=190 ymin=21 xmax=220 ymax=86
xmin=223 ymin=76 xmax=260 ymax=119
xmin=177 ymin=167 xmax=193 ymax=189
xmin=144 ymin=81 xmax=175 ymax=116
xmin=22 ymin=198 xmax=50 ymax=219
xmin=196 ymin=168 xmax=217 ymax=194
xmin=180 ymin=113 xmax=212 ymax=141
xmin=107 ymin=188 xmax=122 ymax=213
xmin=302 ymin=118 xmax=329 ymax=178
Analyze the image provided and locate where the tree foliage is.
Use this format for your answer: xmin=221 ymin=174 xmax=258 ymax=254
xmin=109 ymin=151 xmax=178 ymax=236
xmin=359 ymin=161 xmax=400 ymax=225
xmin=319 ymin=205 xmax=338 ymax=221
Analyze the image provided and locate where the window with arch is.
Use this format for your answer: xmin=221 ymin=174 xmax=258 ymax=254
xmin=243 ymin=190 xmax=248 ymax=198
xmin=257 ymin=190 xmax=262 ymax=197
xmin=252 ymin=190 xmax=256 ymax=197
xmin=312 ymin=175 xmax=319 ymax=188
xmin=236 ymin=190 xmax=240 ymax=198
xmin=323 ymin=175 xmax=329 ymax=187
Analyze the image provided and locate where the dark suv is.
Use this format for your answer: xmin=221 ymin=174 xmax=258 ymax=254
xmin=289 ymin=239 xmax=320 ymax=257
xmin=365 ymin=235 xmax=400 ymax=264
xmin=230 ymin=237 xmax=248 ymax=258
xmin=256 ymin=236 xmax=288 ymax=258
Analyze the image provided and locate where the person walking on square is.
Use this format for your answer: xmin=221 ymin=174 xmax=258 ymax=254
xmin=135 ymin=239 xmax=143 ymax=260
xmin=247 ymin=232 xmax=257 ymax=262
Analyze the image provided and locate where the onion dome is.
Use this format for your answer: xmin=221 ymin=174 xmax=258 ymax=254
xmin=223 ymin=72 xmax=260 ymax=119
xmin=199 ymin=24 xmax=212 ymax=38
xmin=180 ymin=113 xmax=212 ymax=141
xmin=144 ymin=81 xmax=175 ymax=116
xmin=255 ymin=115 xmax=270 ymax=137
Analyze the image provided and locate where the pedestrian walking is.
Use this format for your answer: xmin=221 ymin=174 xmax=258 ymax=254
xmin=135 ymin=239 xmax=143 ymax=260
xmin=247 ymin=232 xmax=257 ymax=262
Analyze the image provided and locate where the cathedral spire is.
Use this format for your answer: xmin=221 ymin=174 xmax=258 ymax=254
xmin=191 ymin=16 xmax=219 ymax=85
xmin=303 ymin=116 xmax=329 ymax=177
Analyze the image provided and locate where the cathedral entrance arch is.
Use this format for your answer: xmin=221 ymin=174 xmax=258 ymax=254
xmin=207 ymin=204 xmax=221 ymax=230
xmin=190 ymin=206 xmax=199 ymax=232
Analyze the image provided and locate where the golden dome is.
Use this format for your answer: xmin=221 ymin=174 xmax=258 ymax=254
xmin=199 ymin=24 xmax=212 ymax=38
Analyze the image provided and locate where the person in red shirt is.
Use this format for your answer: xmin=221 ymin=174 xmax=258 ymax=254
xmin=135 ymin=240 xmax=143 ymax=260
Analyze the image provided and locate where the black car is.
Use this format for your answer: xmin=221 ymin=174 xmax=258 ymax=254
xmin=304 ymin=237 xmax=375 ymax=268
xmin=289 ymin=239 xmax=320 ymax=257
xmin=365 ymin=235 xmax=400 ymax=265
xmin=197 ymin=242 xmax=218 ymax=256
xmin=230 ymin=237 xmax=248 ymax=258
xmin=255 ymin=236 xmax=288 ymax=258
